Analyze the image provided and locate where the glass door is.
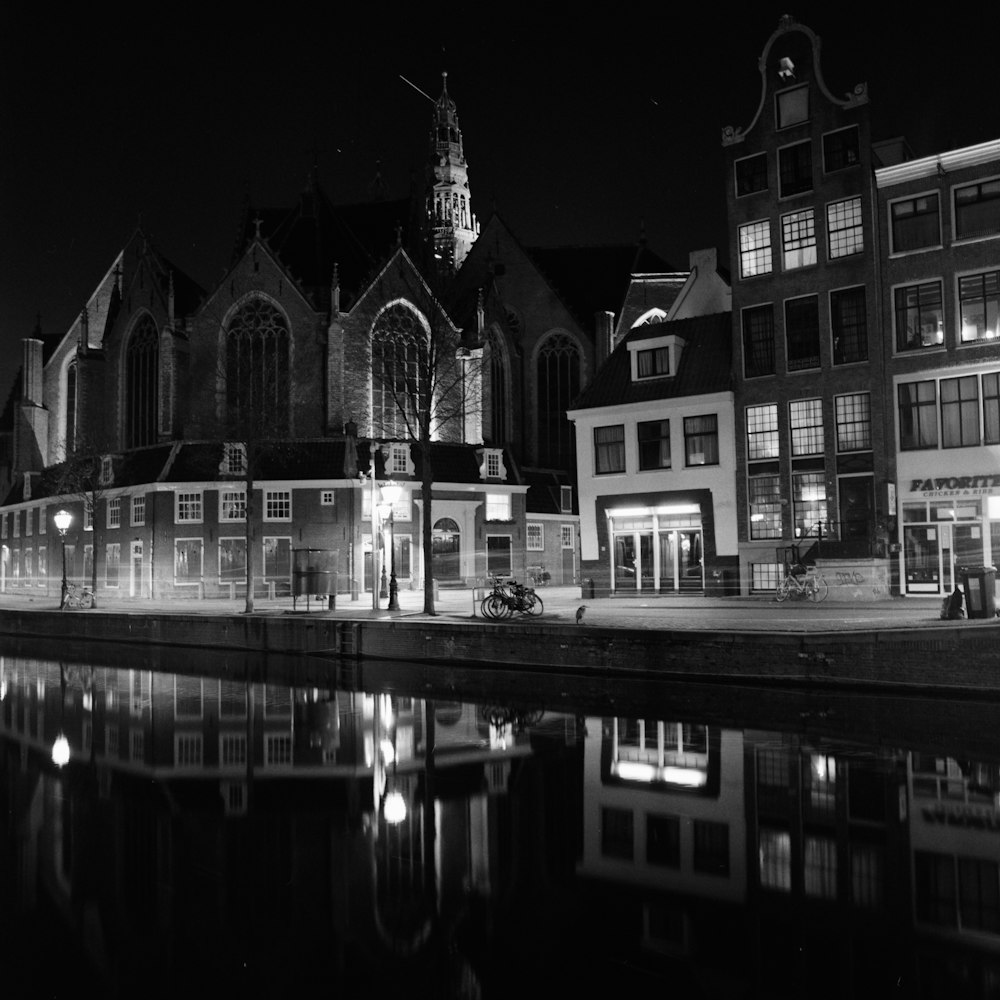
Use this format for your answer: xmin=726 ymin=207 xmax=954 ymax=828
xmin=639 ymin=533 xmax=654 ymax=591
xmin=614 ymin=534 xmax=637 ymax=591
xmin=903 ymin=525 xmax=941 ymax=593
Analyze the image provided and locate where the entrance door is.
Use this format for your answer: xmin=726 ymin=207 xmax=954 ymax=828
xmin=129 ymin=541 xmax=142 ymax=597
xmin=656 ymin=529 xmax=704 ymax=592
xmin=903 ymin=526 xmax=941 ymax=593
xmin=839 ymin=476 xmax=875 ymax=539
xmin=614 ymin=534 xmax=637 ymax=591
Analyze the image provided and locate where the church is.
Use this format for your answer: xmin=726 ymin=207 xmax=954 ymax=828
xmin=0 ymin=74 xmax=668 ymax=604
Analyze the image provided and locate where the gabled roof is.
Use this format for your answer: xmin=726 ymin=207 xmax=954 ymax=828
xmin=568 ymin=312 xmax=733 ymax=411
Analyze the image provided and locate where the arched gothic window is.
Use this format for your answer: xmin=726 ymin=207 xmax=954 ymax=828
xmin=226 ymin=297 xmax=290 ymax=435
xmin=536 ymin=333 xmax=581 ymax=468
xmin=65 ymin=361 xmax=77 ymax=454
xmin=125 ymin=314 xmax=159 ymax=448
xmin=485 ymin=327 xmax=509 ymax=446
xmin=372 ymin=303 xmax=426 ymax=439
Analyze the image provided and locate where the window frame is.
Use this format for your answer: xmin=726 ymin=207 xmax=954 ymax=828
xmin=830 ymin=285 xmax=868 ymax=365
xmin=778 ymin=139 xmax=812 ymax=198
xmin=526 ymin=522 xmax=544 ymax=551
xmin=735 ymin=152 xmax=768 ymax=197
xmin=175 ymin=491 xmax=204 ymax=524
xmin=835 ymin=392 xmax=872 ymax=453
xmin=898 ymin=380 xmax=939 ymax=451
xmin=637 ymin=419 xmax=671 ymax=471
xmin=264 ymin=489 xmax=292 ymax=522
xmin=789 ymin=398 xmax=824 ymax=457
xmin=775 ymin=84 xmax=809 ymax=129
xmin=822 ymin=125 xmax=860 ymax=173
xmin=940 ymin=374 xmax=981 ymax=449
xmin=594 ymin=424 xmax=626 ymax=475
xmin=827 ymin=196 xmax=864 ymax=259
xmin=684 ymin=414 xmax=719 ymax=467
xmin=107 ymin=497 xmax=121 ymax=529
xmin=890 ymin=192 xmax=941 ymax=254
xmin=742 ymin=303 xmax=776 ymax=378
xmin=784 ymin=295 xmax=821 ymax=372
xmin=954 ymin=177 xmax=1000 ymax=242
xmin=131 ymin=495 xmax=146 ymax=527
xmin=780 ymin=207 xmax=816 ymax=270
xmin=958 ymin=268 xmax=1000 ymax=344
xmin=894 ymin=280 xmax=944 ymax=352
xmin=738 ymin=219 xmax=773 ymax=279
xmin=746 ymin=403 xmax=779 ymax=461
xmin=219 ymin=489 xmax=247 ymax=523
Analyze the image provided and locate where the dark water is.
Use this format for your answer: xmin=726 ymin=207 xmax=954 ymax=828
xmin=0 ymin=637 xmax=998 ymax=999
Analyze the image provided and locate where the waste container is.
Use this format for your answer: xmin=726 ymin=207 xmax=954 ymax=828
xmin=958 ymin=565 xmax=997 ymax=619
xmin=583 ymin=579 xmax=595 ymax=600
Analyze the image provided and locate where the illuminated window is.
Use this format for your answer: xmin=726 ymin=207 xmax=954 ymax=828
xmin=485 ymin=493 xmax=511 ymax=521
xmin=742 ymin=303 xmax=775 ymax=377
xmin=781 ymin=208 xmax=816 ymax=269
xmin=739 ymin=220 xmax=772 ymax=278
xmin=790 ymin=398 xmax=823 ymax=456
xmin=793 ymin=472 xmax=827 ymax=536
xmin=895 ymin=281 xmax=944 ymax=351
xmin=220 ymin=490 xmax=246 ymax=522
xmin=174 ymin=539 xmax=203 ymax=583
xmin=835 ymin=393 xmax=871 ymax=452
xmin=749 ymin=474 xmax=782 ymax=540
xmin=684 ymin=415 xmax=719 ymax=466
xmin=959 ymin=270 xmax=1000 ymax=343
xmin=831 ymin=286 xmax=868 ymax=364
xmin=891 ymin=194 xmax=940 ymax=253
xmin=759 ymin=828 xmax=792 ymax=891
xmin=746 ymin=404 xmax=779 ymax=460
xmin=526 ymin=522 xmax=543 ymax=550
xmin=804 ymin=836 xmax=837 ymax=899
xmin=827 ymin=197 xmax=864 ymax=258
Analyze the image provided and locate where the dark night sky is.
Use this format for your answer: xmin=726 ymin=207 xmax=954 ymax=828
xmin=2 ymin=11 xmax=997 ymax=406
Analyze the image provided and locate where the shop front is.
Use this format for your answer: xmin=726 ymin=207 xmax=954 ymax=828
xmin=608 ymin=504 xmax=705 ymax=595
xmin=899 ymin=473 xmax=1000 ymax=596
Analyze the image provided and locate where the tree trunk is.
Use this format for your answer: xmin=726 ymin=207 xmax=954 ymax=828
xmin=244 ymin=469 xmax=255 ymax=614
xmin=421 ymin=437 xmax=435 ymax=615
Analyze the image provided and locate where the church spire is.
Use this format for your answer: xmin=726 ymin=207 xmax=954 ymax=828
xmin=427 ymin=71 xmax=479 ymax=274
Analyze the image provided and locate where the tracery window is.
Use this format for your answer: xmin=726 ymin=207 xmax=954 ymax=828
xmin=372 ymin=302 xmax=426 ymax=438
xmin=485 ymin=327 xmax=509 ymax=446
xmin=225 ymin=297 xmax=290 ymax=435
xmin=126 ymin=314 xmax=159 ymax=448
xmin=537 ymin=333 xmax=580 ymax=468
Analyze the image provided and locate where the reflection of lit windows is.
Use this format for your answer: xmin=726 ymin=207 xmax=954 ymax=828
xmin=804 ymin=836 xmax=837 ymax=898
xmin=220 ymin=733 xmax=247 ymax=767
xmin=175 ymin=734 xmax=203 ymax=768
xmin=807 ymin=753 xmax=837 ymax=817
xmin=760 ymin=828 xmax=792 ymax=891
xmin=265 ymin=733 xmax=293 ymax=766
xmin=851 ymin=844 xmax=883 ymax=909
xmin=749 ymin=474 xmax=782 ymax=540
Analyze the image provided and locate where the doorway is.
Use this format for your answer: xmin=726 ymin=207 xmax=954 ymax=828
xmin=129 ymin=541 xmax=143 ymax=597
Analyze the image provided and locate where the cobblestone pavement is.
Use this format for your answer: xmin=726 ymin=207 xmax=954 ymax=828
xmin=0 ymin=585 xmax=989 ymax=633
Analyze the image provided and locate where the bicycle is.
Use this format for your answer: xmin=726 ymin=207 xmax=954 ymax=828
xmin=61 ymin=583 xmax=95 ymax=610
xmin=480 ymin=577 xmax=544 ymax=619
xmin=775 ymin=565 xmax=828 ymax=603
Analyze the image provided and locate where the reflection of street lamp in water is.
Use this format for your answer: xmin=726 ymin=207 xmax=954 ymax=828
xmin=54 ymin=509 xmax=73 ymax=609
xmin=51 ymin=663 xmax=69 ymax=767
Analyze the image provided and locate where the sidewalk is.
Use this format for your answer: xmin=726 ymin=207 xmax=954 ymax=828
xmin=0 ymin=584 xmax=973 ymax=633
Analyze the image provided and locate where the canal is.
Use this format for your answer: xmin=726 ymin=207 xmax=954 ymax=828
xmin=0 ymin=636 xmax=997 ymax=998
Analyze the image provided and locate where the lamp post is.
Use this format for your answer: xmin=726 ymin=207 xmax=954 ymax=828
xmin=379 ymin=481 xmax=402 ymax=611
xmin=54 ymin=509 xmax=72 ymax=609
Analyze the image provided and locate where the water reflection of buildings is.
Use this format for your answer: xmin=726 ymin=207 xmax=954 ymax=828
xmin=0 ymin=653 xmax=582 ymax=995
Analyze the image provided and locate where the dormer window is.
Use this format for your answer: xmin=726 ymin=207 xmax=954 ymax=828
xmin=388 ymin=443 xmax=411 ymax=476
xmin=221 ymin=442 xmax=247 ymax=475
xmin=628 ymin=335 xmax=685 ymax=382
xmin=478 ymin=447 xmax=507 ymax=481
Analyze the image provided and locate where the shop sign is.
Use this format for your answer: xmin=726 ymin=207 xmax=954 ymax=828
xmin=909 ymin=475 xmax=1000 ymax=497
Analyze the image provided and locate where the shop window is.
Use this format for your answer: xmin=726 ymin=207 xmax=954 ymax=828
xmin=742 ymin=303 xmax=775 ymax=377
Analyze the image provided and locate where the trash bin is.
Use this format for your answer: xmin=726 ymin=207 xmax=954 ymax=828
xmin=958 ymin=565 xmax=997 ymax=619
xmin=583 ymin=579 xmax=595 ymax=600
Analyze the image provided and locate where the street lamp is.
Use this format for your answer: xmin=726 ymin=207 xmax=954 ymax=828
xmin=53 ymin=509 xmax=72 ymax=609
xmin=379 ymin=481 xmax=402 ymax=611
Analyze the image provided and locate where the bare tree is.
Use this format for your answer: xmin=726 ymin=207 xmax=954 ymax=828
xmin=370 ymin=256 xmax=483 ymax=615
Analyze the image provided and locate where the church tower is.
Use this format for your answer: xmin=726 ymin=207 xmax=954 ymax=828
xmin=427 ymin=72 xmax=479 ymax=274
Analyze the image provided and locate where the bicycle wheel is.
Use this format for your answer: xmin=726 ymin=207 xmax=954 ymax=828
xmin=808 ymin=577 xmax=829 ymax=603
xmin=482 ymin=594 xmax=507 ymax=619
xmin=526 ymin=593 xmax=544 ymax=617
xmin=775 ymin=578 xmax=790 ymax=602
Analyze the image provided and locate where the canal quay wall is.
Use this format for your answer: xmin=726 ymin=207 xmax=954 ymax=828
xmin=0 ymin=596 xmax=998 ymax=695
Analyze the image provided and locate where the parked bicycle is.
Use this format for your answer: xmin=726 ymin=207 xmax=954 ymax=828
xmin=775 ymin=564 xmax=828 ymax=603
xmin=61 ymin=583 xmax=95 ymax=610
xmin=480 ymin=577 xmax=544 ymax=619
